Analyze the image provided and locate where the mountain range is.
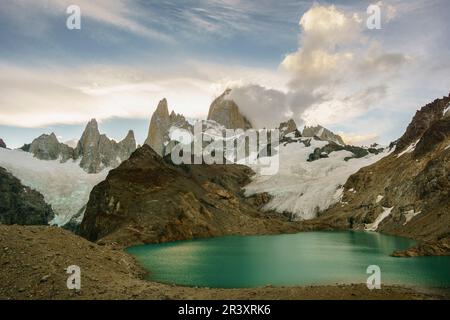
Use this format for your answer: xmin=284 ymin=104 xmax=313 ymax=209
xmin=0 ymin=90 xmax=449 ymax=257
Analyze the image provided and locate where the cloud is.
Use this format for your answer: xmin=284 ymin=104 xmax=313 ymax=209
xmin=227 ymin=85 xmax=290 ymax=128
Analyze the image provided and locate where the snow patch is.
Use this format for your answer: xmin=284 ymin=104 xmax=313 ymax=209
xmin=365 ymin=207 xmax=394 ymax=231
xmin=443 ymin=103 xmax=450 ymax=117
xmin=403 ymin=210 xmax=421 ymax=225
xmin=0 ymin=148 xmax=107 ymax=226
xmin=376 ymin=195 xmax=384 ymax=203
xmin=397 ymin=140 xmax=419 ymax=158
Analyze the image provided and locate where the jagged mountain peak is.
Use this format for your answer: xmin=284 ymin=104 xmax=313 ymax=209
xmin=145 ymin=99 xmax=192 ymax=156
xmin=207 ymin=89 xmax=252 ymax=130
xmin=155 ymin=98 xmax=169 ymax=117
xmin=0 ymin=139 xmax=6 ymax=149
xmin=23 ymin=119 xmax=136 ymax=174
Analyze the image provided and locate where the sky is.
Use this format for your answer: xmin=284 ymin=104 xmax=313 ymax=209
xmin=0 ymin=0 xmax=449 ymax=148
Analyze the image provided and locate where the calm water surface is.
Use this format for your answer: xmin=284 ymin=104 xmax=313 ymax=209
xmin=126 ymin=231 xmax=450 ymax=288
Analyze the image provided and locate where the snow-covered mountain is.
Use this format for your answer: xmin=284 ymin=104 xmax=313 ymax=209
xmin=0 ymin=148 xmax=107 ymax=226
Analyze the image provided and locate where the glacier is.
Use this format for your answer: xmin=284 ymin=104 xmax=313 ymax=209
xmin=0 ymin=148 xmax=107 ymax=226
xmin=244 ymin=138 xmax=389 ymax=220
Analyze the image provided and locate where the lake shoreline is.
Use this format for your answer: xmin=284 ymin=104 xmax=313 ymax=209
xmin=2 ymin=225 xmax=449 ymax=300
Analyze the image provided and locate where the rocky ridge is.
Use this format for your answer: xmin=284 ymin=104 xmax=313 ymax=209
xmin=0 ymin=139 xmax=6 ymax=149
xmin=26 ymin=119 xmax=136 ymax=174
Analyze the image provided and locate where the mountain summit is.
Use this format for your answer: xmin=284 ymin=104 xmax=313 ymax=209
xmin=144 ymin=98 xmax=192 ymax=156
xmin=207 ymin=89 xmax=252 ymax=130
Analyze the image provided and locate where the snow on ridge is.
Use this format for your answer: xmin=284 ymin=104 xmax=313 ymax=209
xmin=0 ymin=148 xmax=107 ymax=226
xmin=244 ymin=139 xmax=389 ymax=220
xmin=365 ymin=207 xmax=394 ymax=231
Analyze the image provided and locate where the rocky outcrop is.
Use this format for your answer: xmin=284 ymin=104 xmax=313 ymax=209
xmin=79 ymin=145 xmax=299 ymax=247
xmin=74 ymin=119 xmax=137 ymax=173
xmin=307 ymin=143 xmax=384 ymax=162
xmin=392 ymin=236 xmax=450 ymax=257
xmin=302 ymin=125 xmax=345 ymax=145
xmin=207 ymin=89 xmax=252 ymax=130
xmin=144 ymin=99 xmax=192 ymax=156
xmin=29 ymin=133 xmax=74 ymax=162
xmin=395 ymin=95 xmax=450 ymax=153
xmin=0 ymin=167 xmax=54 ymax=225
xmin=0 ymin=139 xmax=6 ymax=149
xmin=279 ymin=119 xmax=301 ymax=139
xmin=313 ymin=95 xmax=450 ymax=247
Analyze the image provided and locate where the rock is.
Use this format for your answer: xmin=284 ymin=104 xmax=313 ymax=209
xmin=29 ymin=133 xmax=74 ymax=162
xmin=395 ymin=94 xmax=450 ymax=153
xmin=279 ymin=119 xmax=301 ymax=139
xmin=0 ymin=167 xmax=54 ymax=225
xmin=392 ymin=236 xmax=450 ymax=257
xmin=74 ymin=119 xmax=137 ymax=173
xmin=302 ymin=125 xmax=345 ymax=145
xmin=144 ymin=99 xmax=192 ymax=156
xmin=0 ymin=139 xmax=6 ymax=149
xmin=207 ymin=89 xmax=252 ymax=130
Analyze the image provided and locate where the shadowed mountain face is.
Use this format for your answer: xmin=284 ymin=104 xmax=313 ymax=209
xmin=314 ymin=94 xmax=450 ymax=250
xmin=0 ymin=139 xmax=6 ymax=149
xmin=0 ymin=167 xmax=54 ymax=225
xmin=79 ymin=145 xmax=299 ymax=247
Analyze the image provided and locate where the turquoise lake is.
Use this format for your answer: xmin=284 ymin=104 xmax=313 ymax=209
xmin=126 ymin=231 xmax=450 ymax=289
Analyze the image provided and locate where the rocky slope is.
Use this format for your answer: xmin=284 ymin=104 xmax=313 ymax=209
xmin=207 ymin=89 xmax=252 ymax=129
xmin=26 ymin=119 xmax=136 ymax=174
xmin=311 ymin=94 xmax=450 ymax=253
xmin=1 ymin=225 xmax=446 ymax=300
xmin=0 ymin=167 xmax=54 ymax=225
xmin=79 ymin=145 xmax=300 ymax=247
xmin=0 ymin=139 xmax=6 ymax=149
